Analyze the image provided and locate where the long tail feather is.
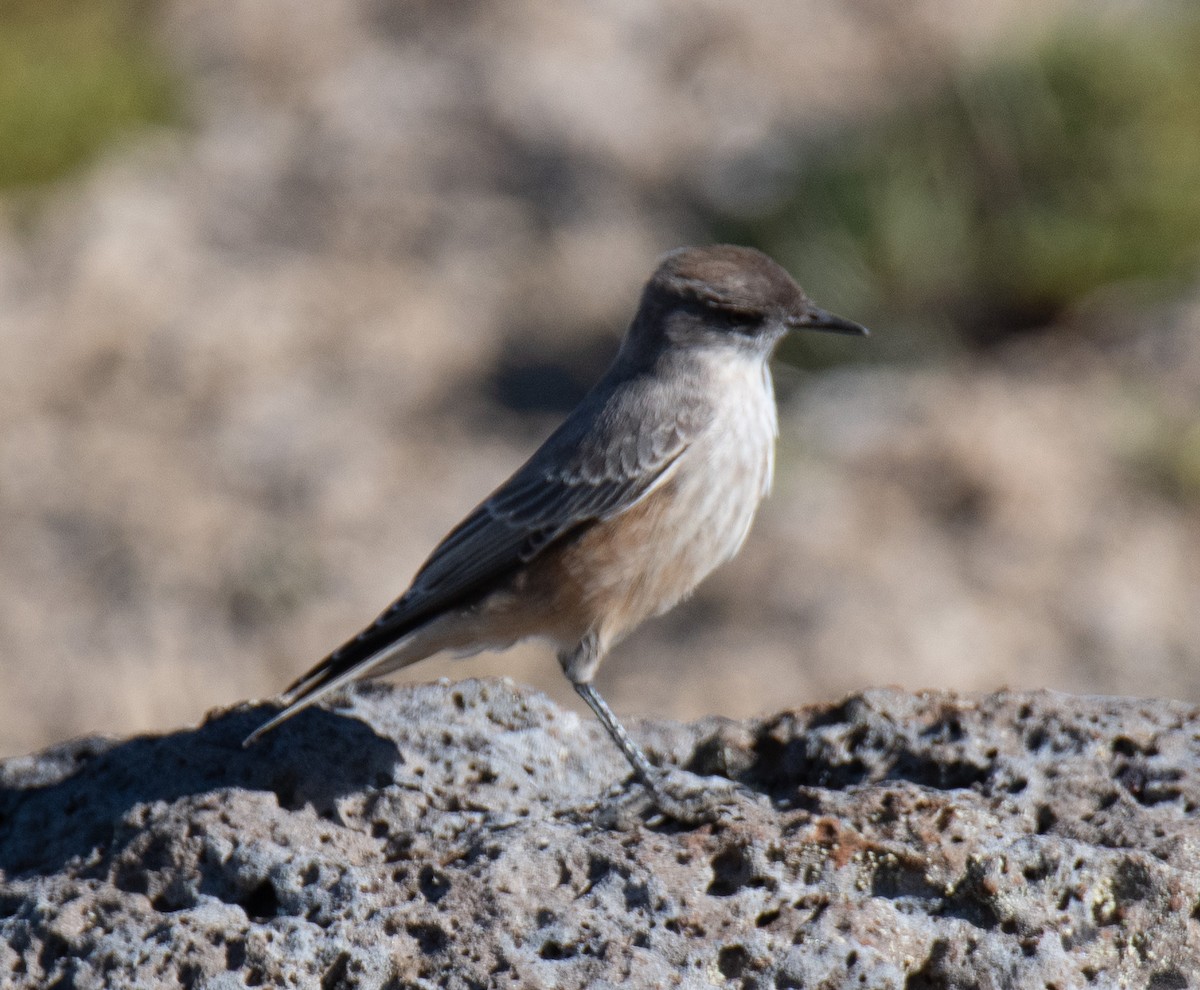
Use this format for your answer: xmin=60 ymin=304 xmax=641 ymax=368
xmin=242 ymin=624 xmax=423 ymax=747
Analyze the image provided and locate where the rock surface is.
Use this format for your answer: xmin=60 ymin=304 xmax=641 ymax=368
xmin=3 ymin=680 xmax=1200 ymax=988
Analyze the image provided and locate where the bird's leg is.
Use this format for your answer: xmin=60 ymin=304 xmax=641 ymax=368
xmin=573 ymin=681 xmax=660 ymax=792
xmin=561 ymin=637 xmax=743 ymax=826
xmin=574 ymin=682 xmax=751 ymax=827
xmin=560 ymin=636 xmax=661 ymax=793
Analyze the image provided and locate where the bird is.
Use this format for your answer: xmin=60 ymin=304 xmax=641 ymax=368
xmin=244 ymin=244 xmax=868 ymax=813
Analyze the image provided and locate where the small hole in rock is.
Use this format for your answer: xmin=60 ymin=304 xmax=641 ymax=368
xmin=716 ymin=945 xmax=750 ymax=979
xmin=539 ymin=940 xmax=576 ymax=961
xmin=239 ymin=881 xmax=279 ymax=922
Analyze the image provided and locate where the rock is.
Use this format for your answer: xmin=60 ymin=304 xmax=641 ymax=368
xmin=3 ymin=680 xmax=1200 ymax=989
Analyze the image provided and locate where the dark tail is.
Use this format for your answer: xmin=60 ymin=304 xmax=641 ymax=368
xmin=242 ymin=619 xmax=421 ymax=747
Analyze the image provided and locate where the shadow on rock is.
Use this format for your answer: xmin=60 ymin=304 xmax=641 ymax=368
xmin=0 ymin=705 xmax=398 ymax=877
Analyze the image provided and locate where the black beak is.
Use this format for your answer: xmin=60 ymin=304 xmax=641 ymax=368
xmin=790 ymin=305 xmax=870 ymax=337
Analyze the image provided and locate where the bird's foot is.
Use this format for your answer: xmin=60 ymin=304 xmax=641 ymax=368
xmin=645 ymin=768 xmax=763 ymax=825
xmin=595 ymin=769 xmax=763 ymax=829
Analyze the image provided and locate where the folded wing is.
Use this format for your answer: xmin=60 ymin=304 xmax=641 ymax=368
xmin=278 ymin=379 xmax=713 ymax=707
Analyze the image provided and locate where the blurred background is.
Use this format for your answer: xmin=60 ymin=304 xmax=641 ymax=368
xmin=2 ymin=0 xmax=1198 ymax=757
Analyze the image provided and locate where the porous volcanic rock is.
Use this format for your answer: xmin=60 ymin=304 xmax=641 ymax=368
xmin=3 ymin=680 xmax=1200 ymax=988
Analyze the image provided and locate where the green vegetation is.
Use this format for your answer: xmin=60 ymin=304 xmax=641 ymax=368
xmin=709 ymin=16 xmax=1200 ymax=360
xmin=0 ymin=0 xmax=179 ymax=192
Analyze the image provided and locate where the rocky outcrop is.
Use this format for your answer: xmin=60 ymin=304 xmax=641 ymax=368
xmin=3 ymin=680 xmax=1200 ymax=988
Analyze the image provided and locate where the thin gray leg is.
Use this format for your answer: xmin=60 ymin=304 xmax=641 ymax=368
xmin=575 ymin=680 xmax=751 ymax=827
xmin=574 ymin=682 xmax=660 ymax=790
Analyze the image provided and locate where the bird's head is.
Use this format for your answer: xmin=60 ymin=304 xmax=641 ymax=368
xmin=630 ymin=244 xmax=868 ymax=356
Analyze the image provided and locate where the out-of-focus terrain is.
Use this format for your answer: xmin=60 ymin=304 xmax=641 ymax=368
xmin=1 ymin=0 xmax=1197 ymax=756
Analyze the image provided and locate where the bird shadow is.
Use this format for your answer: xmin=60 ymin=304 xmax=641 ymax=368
xmin=0 ymin=704 xmax=399 ymax=878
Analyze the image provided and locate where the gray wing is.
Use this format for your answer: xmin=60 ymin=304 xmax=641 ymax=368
xmin=278 ymin=376 xmax=713 ymax=700
xmin=388 ymin=383 xmax=710 ymax=627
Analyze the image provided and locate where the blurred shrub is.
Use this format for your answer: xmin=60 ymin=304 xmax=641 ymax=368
xmin=0 ymin=0 xmax=179 ymax=192
xmin=707 ymin=16 xmax=1200 ymax=360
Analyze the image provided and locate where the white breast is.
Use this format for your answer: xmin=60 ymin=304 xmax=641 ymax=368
xmin=621 ymin=349 xmax=777 ymax=628
xmin=681 ymin=351 xmax=778 ymax=565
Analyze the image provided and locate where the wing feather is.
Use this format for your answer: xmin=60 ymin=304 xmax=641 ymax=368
xmin=270 ymin=375 xmax=715 ymax=710
xmin=401 ymin=416 xmax=697 ymax=617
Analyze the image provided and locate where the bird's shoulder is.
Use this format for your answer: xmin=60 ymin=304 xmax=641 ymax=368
xmin=508 ymin=360 xmax=717 ymax=498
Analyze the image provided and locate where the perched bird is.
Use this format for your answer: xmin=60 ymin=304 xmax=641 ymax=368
xmin=245 ymin=245 xmax=867 ymax=811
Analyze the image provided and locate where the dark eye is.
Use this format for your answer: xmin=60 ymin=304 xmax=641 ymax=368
xmin=714 ymin=305 xmax=763 ymax=334
xmin=675 ymin=289 xmax=765 ymax=334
